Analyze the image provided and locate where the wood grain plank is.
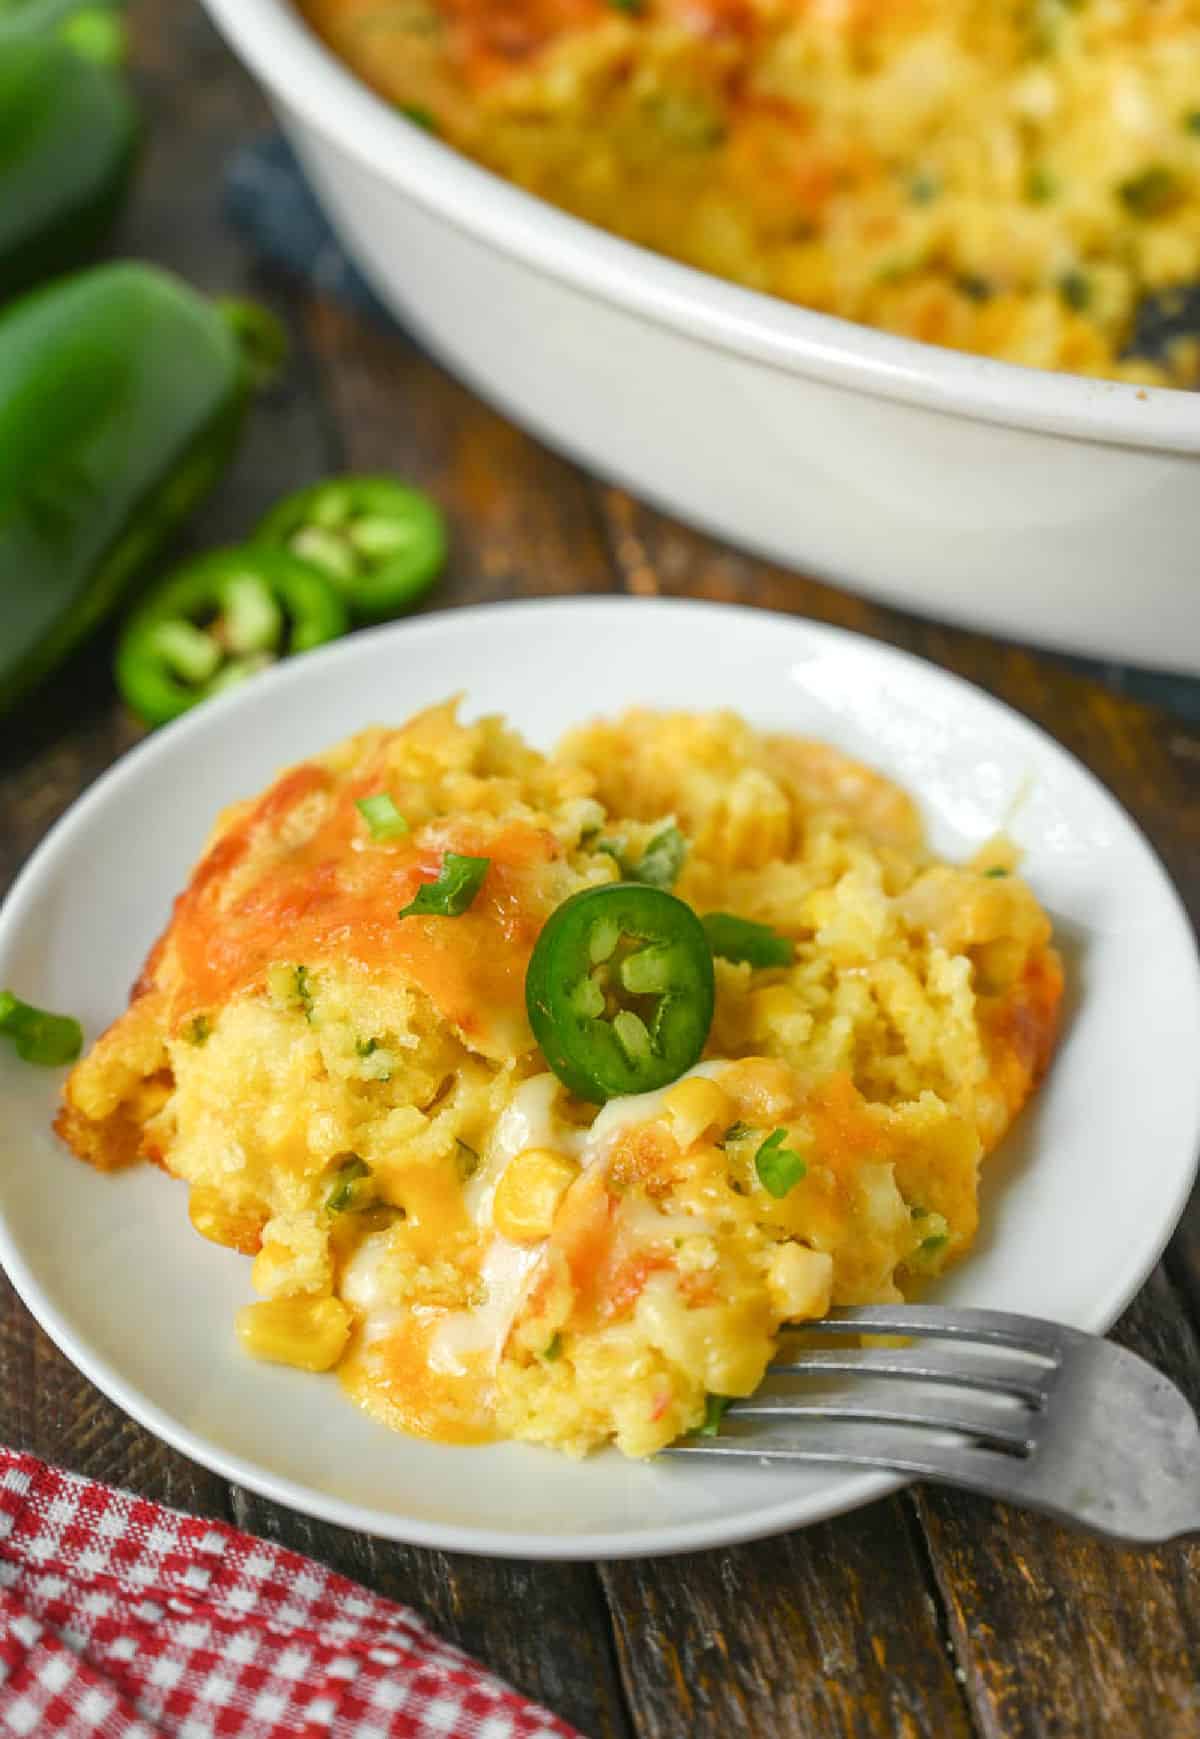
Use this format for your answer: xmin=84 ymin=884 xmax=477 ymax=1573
xmin=229 ymin=1493 xmax=633 ymax=1739
xmin=599 ymin=1500 xmax=974 ymax=1739
xmin=914 ymin=1268 xmax=1200 ymax=1739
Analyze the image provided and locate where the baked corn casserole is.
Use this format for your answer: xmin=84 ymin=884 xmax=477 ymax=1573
xmin=298 ymin=0 xmax=1200 ymax=386
xmin=58 ymin=702 xmax=1062 ymax=1456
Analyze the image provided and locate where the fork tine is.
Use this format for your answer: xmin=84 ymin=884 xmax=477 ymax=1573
xmin=766 ymin=1346 xmax=1053 ymax=1405
xmin=795 ymin=1304 xmax=1068 ymax=1357
xmin=727 ymin=1389 xmax=1036 ymax=1451
xmin=664 ymin=1419 xmax=1026 ymax=1481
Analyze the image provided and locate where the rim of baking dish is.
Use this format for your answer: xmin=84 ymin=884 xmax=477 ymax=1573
xmin=201 ymin=0 xmax=1200 ymax=454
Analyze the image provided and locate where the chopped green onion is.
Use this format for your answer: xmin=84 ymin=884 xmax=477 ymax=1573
xmin=634 ymin=825 xmax=688 ymax=889
xmin=1025 ymin=165 xmax=1057 ymax=203
xmin=398 ymin=103 xmax=438 ymax=131
xmin=398 ymin=853 xmax=490 ymax=919
xmin=1057 ymin=270 xmax=1092 ymax=312
xmin=1118 ymin=165 xmax=1180 ymax=218
xmin=692 ymin=1394 xmax=733 ymax=1437
xmin=356 ymin=792 xmax=409 ymax=841
xmin=755 ymin=1127 xmax=807 ymax=1198
xmin=186 ymin=1015 xmax=211 ymax=1046
xmin=593 ymin=826 xmax=688 ymax=889
xmin=921 ymin=1232 xmax=950 ymax=1254
xmin=356 ymin=1037 xmax=379 ymax=1057
xmin=0 ymin=991 xmax=83 ymax=1067
xmin=326 ymin=1156 xmax=371 ymax=1214
xmin=542 ymin=1333 xmax=564 ymax=1361
xmin=983 ymin=866 xmax=1011 ymax=879
xmin=703 ymin=912 xmax=794 ymax=969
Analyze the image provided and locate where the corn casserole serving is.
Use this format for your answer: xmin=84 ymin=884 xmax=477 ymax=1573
xmin=58 ymin=703 xmax=1062 ymax=1457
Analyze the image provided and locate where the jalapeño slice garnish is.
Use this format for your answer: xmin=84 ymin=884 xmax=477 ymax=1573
xmin=525 ymin=883 xmax=715 ymax=1104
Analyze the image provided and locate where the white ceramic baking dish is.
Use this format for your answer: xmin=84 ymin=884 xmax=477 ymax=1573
xmin=201 ymin=0 xmax=1200 ymax=672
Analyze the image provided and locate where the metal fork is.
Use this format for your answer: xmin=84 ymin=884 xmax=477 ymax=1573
xmin=666 ymin=1305 xmax=1200 ymax=1543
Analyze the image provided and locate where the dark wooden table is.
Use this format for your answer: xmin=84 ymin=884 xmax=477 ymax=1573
xmin=5 ymin=5 xmax=1200 ymax=1734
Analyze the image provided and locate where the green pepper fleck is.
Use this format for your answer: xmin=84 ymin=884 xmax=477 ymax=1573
xmin=456 ymin=1139 xmax=480 ymax=1181
xmin=0 ymin=990 xmax=82 ymax=1066
xmin=326 ymin=1156 xmax=371 ymax=1214
xmin=542 ymin=1333 xmax=563 ymax=1361
xmin=186 ymin=1014 xmax=211 ymax=1046
xmin=357 ymin=792 xmax=409 ymax=841
xmin=526 ymin=883 xmax=715 ymax=1103
xmin=399 ymin=853 xmax=490 ymax=919
xmin=983 ymin=865 xmax=1011 ymax=879
xmin=755 ymin=1127 xmax=807 ymax=1198
xmin=703 ymin=912 xmax=794 ymax=968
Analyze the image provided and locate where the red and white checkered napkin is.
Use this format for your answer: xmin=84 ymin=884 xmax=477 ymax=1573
xmin=0 ymin=1447 xmax=582 ymax=1739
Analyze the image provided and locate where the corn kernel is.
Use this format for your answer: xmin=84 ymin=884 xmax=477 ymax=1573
xmin=767 ymin=1243 xmax=833 ymax=1321
xmin=492 ymin=1148 xmax=579 ymax=1243
xmin=252 ymin=1212 xmax=332 ymax=1299
xmin=235 ymin=1296 xmax=351 ymax=1372
xmin=662 ymin=1076 xmax=732 ymax=1149
xmin=188 ymin=1185 xmax=265 ymax=1255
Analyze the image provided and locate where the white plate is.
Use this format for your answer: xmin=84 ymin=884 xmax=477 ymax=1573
xmin=2 ymin=599 xmax=1198 ymax=1559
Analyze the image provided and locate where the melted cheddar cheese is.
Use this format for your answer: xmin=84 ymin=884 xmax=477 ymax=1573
xmin=58 ymin=701 xmax=1062 ymax=1457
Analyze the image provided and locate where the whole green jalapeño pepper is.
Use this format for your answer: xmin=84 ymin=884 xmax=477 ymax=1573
xmin=0 ymin=263 xmax=285 ymax=716
xmin=526 ymin=883 xmax=715 ymax=1103
xmin=115 ymin=547 xmax=348 ymax=728
xmin=0 ymin=7 xmax=139 ymax=299
xmin=256 ymin=476 xmax=449 ymax=621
